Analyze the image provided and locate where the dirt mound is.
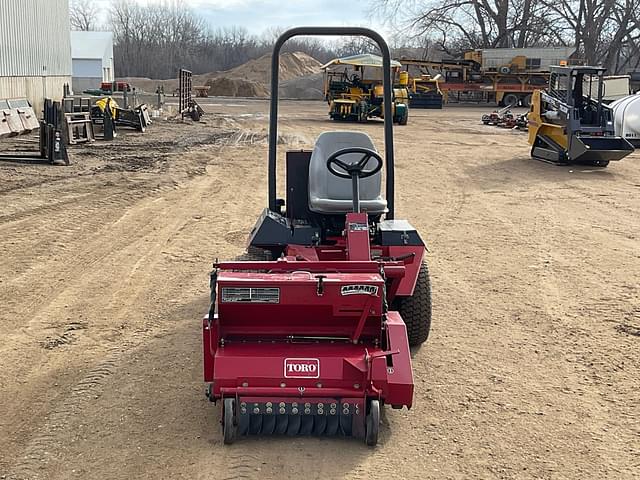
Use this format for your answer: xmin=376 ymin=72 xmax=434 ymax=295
xmin=203 ymin=51 xmax=322 ymax=98
xmin=120 ymin=51 xmax=322 ymax=97
xmin=204 ymin=77 xmax=268 ymax=98
xmin=280 ymin=72 xmax=324 ymax=100
xmin=222 ymin=51 xmax=322 ymax=84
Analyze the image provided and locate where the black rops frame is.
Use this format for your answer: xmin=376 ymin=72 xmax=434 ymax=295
xmin=268 ymin=27 xmax=396 ymax=220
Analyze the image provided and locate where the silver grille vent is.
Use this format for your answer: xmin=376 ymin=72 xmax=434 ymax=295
xmin=221 ymin=287 xmax=280 ymax=303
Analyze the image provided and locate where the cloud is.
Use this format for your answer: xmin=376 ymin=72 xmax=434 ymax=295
xmin=118 ymin=0 xmax=376 ymax=34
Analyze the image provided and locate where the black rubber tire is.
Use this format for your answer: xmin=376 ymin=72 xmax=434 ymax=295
xmin=399 ymin=107 xmax=409 ymax=126
xmin=365 ymin=399 xmax=380 ymax=446
xmin=394 ymin=261 xmax=432 ymax=347
xmin=223 ymin=398 xmax=237 ymax=444
xmin=503 ymin=93 xmax=520 ymax=108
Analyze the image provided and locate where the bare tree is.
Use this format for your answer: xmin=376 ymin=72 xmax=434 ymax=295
xmin=70 ymin=0 xmax=100 ymax=31
xmin=540 ymin=0 xmax=640 ymax=70
xmin=373 ymin=0 xmax=556 ymax=51
xmin=109 ymin=0 xmax=342 ymax=79
xmin=372 ymin=0 xmax=640 ymax=73
xmin=111 ymin=0 xmax=436 ymax=79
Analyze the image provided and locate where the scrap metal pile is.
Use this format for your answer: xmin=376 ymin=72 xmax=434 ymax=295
xmin=90 ymin=97 xmax=152 ymax=134
xmin=482 ymin=106 xmax=528 ymax=130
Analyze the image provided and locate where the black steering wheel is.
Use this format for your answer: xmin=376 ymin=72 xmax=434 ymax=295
xmin=326 ymin=147 xmax=383 ymax=180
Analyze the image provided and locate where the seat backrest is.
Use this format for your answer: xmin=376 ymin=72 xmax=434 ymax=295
xmin=308 ymin=131 xmax=386 ymax=214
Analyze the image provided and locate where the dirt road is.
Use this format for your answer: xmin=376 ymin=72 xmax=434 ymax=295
xmin=1 ymin=101 xmax=638 ymax=479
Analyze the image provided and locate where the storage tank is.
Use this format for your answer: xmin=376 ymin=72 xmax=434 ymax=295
xmin=611 ymin=94 xmax=640 ymax=147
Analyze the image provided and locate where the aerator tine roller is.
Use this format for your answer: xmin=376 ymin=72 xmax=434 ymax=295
xmin=202 ymin=27 xmax=432 ymax=446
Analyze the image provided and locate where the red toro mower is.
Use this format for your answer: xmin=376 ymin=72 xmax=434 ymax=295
xmin=203 ymin=27 xmax=432 ymax=446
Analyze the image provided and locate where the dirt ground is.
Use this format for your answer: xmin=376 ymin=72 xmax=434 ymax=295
xmin=0 ymin=100 xmax=638 ymax=480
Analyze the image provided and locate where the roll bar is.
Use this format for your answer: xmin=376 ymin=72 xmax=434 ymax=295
xmin=268 ymin=27 xmax=396 ymax=219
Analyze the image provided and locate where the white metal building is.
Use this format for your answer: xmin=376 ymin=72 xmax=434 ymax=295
xmin=71 ymin=31 xmax=114 ymax=93
xmin=0 ymin=0 xmax=72 ymax=113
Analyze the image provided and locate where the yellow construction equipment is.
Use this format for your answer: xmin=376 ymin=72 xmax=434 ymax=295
xmin=410 ymin=74 xmax=443 ymax=109
xmin=528 ymin=66 xmax=634 ymax=167
xmin=323 ymin=54 xmax=410 ymax=124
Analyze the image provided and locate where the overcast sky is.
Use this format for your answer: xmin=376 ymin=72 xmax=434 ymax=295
xmin=117 ymin=0 xmax=380 ymax=35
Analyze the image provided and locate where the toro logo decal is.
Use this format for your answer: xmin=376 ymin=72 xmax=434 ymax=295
xmin=341 ymin=285 xmax=379 ymax=296
xmin=284 ymin=358 xmax=320 ymax=378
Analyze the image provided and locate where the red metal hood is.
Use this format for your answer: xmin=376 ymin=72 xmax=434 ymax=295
xmin=217 ymin=271 xmax=384 ymax=340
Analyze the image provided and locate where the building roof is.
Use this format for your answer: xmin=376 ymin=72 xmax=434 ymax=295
xmin=70 ymin=31 xmax=113 ymax=60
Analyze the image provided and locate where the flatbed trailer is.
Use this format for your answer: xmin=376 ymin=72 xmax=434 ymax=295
xmin=399 ymin=58 xmax=549 ymax=107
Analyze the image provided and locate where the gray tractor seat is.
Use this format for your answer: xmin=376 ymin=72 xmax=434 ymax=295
xmin=308 ymin=131 xmax=388 ymax=215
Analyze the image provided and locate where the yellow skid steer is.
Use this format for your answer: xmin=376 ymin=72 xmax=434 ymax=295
xmin=528 ymin=66 xmax=633 ymax=167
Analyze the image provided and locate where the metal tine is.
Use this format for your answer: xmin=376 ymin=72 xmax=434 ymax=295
xmin=249 ymin=414 xmax=263 ymax=435
xmin=339 ymin=415 xmax=352 ymax=436
xmin=238 ymin=414 xmax=250 ymax=436
xmin=262 ymin=415 xmax=276 ymax=435
xmin=275 ymin=414 xmax=288 ymax=435
xmin=286 ymin=415 xmax=301 ymax=435
xmin=326 ymin=415 xmax=339 ymax=436
xmin=313 ymin=415 xmax=327 ymax=435
xmin=299 ymin=415 xmax=314 ymax=435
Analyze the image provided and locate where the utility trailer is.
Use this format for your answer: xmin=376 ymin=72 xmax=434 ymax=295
xmin=398 ymin=58 xmax=550 ymax=107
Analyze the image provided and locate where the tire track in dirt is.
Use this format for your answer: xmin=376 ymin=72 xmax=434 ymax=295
xmin=0 ymin=193 xmax=169 ymax=339
xmin=436 ymin=171 xmax=640 ymax=478
xmin=2 ymin=174 xmax=216 ymax=348
xmin=5 ymin=316 xmax=198 ymax=479
xmin=4 ymin=299 xmax=204 ymax=480
xmin=0 ymin=169 xmax=227 ymax=472
xmin=0 ymin=180 xmax=177 ymax=264
xmin=7 ymin=353 xmax=123 ymax=480
xmin=218 ymin=453 xmax=263 ymax=480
